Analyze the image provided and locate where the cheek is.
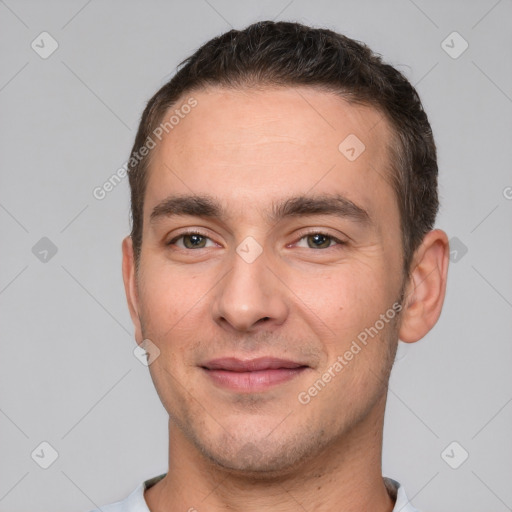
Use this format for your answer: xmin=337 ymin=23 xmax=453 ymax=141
xmin=137 ymin=262 xmax=208 ymax=347
xmin=286 ymin=264 xmax=391 ymax=345
xmin=138 ymin=267 xmax=206 ymax=406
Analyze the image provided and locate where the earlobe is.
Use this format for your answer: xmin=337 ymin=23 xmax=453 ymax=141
xmin=398 ymin=229 xmax=450 ymax=343
xmin=122 ymin=236 xmax=143 ymax=342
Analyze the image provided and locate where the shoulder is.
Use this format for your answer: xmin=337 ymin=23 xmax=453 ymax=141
xmin=85 ymin=479 xmax=151 ymax=512
xmin=384 ymin=476 xmax=422 ymax=512
xmin=86 ymin=473 xmax=166 ymax=512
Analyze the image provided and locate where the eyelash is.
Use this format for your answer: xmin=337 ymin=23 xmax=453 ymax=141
xmin=167 ymin=230 xmax=216 ymax=248
xmin=293 ymin=231 xmax=347 ymax=249
xmin=167 ymin=230 xmax=347 ymax=250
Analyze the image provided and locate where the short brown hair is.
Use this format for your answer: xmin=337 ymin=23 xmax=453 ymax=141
xmin=127 ymin=20 xmax=439 ymax=277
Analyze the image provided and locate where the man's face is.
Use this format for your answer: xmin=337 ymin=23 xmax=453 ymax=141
xmin=125 ymin=86 xmax=406 ymax=474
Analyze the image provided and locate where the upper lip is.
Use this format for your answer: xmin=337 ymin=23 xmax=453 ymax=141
xmin=202 ymin=357 xmax=308 ymax=372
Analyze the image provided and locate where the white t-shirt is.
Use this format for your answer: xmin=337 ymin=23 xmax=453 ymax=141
xmin=88 ymin=474 xmax=420 ymax=511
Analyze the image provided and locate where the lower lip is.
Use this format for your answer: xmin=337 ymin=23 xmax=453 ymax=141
xmin=203 ymin=367 xmax=308 ymax=392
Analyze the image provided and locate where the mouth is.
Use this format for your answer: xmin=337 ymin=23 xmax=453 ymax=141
xmin=201 ymin=357 xmax=310 ymax=392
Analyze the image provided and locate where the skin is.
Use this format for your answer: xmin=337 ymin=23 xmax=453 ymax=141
xmin=122 ymin=85 xmax=449 ymax=512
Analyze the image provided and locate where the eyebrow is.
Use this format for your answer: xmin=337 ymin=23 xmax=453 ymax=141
xmin=150 ymin=193 xmax=372 ymax=227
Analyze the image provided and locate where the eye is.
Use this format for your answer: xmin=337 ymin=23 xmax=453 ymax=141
xmin=168 ymin=232 xmax=217 ymax=249
xmin=295 ymin=232 xmax=346 ymax=249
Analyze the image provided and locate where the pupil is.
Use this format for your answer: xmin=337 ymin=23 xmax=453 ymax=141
xmin=309 ymin=234 xmax=329 ymax=248
xmin=186 ymin=234 xmax=205 ymax=248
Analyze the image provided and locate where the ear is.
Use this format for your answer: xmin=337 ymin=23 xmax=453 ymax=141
xmin=398 ymin=229 xmax=450 ymax=343
xmin=122 ymin=236 xmax=143 ymax=343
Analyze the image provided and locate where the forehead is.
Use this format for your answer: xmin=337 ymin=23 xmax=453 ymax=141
xmin=163 ymin=85 xmax=391 ymax=160
xmin=145 ymin=85 xmax=397 ymax=228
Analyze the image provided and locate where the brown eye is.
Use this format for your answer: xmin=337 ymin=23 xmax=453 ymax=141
xmin=306 ymin=233 xmax=334 ymax=249
xmin=293 ymin=232 xmax=347 ymax=250
xmin=168 ymin=232 xmax=215 ymax=249
xmin=182 ymin=234 xmax=207 ymax=249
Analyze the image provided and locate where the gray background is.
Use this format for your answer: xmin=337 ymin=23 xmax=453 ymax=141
xmin=1 ymin=0 xmax=511 ymax=511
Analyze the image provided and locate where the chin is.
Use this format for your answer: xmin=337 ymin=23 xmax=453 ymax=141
xmin=193 ymin=428 xmax=322 ymax=480
xmin=205 ymin=449 xmax=301 ymax=479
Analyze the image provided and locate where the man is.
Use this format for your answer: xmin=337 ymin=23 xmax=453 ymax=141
xmin=91 ymin=20 xmax=449 ymax=512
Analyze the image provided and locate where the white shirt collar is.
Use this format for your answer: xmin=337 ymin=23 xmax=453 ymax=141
xmin=91 ymin=474 xmax=420 ymax=512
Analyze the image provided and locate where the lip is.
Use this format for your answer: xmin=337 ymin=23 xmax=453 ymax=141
xmin=201 ymin=357 xmax=309 ymax=392
xmin=203 ymin=357 xmax=306 ymax=372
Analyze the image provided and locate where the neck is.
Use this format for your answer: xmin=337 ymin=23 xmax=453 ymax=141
xmin=145 ymin=393 xmax=395 ymax=512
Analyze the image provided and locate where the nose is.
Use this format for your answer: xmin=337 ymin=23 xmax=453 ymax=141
xmin=212 ymin=248 xmax=289 ymax=333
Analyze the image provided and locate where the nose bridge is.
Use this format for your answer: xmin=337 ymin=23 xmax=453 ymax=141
xmin=212 ymin=247 xmax=288 ymax=332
